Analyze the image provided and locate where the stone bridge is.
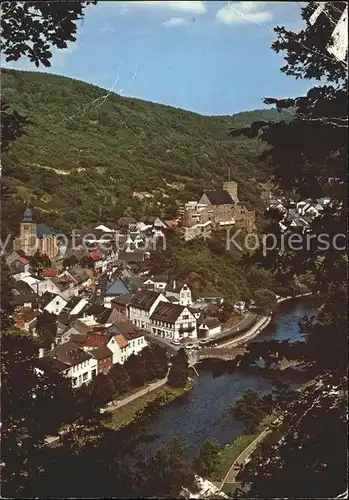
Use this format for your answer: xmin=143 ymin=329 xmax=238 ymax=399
xmin=188 ymin=348 xmax=301 ymax=371
xmin=188 ymin=347 xmax=246 ymax=366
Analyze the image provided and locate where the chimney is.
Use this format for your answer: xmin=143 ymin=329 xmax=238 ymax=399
xmin=173 ymin=280 xmax=176 ymax=290
xmin=39 ymin=348 xmax=44 ymax=358
xmin=51 ymin=342 xmax=55 ymax=351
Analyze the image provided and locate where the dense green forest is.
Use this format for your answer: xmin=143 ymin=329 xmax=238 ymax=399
xmin=1 ymin=69 xmax=290 ymax=233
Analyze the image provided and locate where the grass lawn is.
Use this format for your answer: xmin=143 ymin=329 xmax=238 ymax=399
xmin=209 ymin=433 xmax=259 ymax=481
xmin=105 ymin=381 xmax=194 ymax=430
xmin=223 ymin=312 xmax=246 ymax=329
xmin=209 ymin=413 xmax=277 ymax=481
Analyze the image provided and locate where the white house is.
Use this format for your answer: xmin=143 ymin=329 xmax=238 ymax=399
xmin=18 ymin=275 xmax=62 ymax=296
xmin=150 ymin=302 xmax=197 ymax=340
xmin=165 ymin=281 xmax=193 ymax=306
xmin=128 ymin=289 xmax=168 ymax=330
xmin=233 ymin=301 xmax=246 ymax=315
xmin=198 ymin=317 xmax=222 ymax=337
xmin=106 ymin=330 xmax=147 ymax=365
xmin=142 ymin=275 xmax=168 ymax=292
xmin=36 ymin=341 xmax=98 ymax=388
xmin=36 ymin=291 xmax=68 ymax=315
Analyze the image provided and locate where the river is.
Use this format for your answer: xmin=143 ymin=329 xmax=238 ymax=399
xmin=139 ymin=297 xmax=318 ymax=457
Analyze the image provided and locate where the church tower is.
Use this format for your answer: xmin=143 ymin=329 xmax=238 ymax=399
xmin=20 ymin=203 xmax=38 ymax=256
xmin=223 ymin=168 xmax=239 ymax=203
xmin=223 ymin=181 xmax=238 ymax=203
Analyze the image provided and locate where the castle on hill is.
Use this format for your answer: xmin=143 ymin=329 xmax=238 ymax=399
xmin=181 ymin=180 xmax=256 ymax=241
xmin=13 ymin=203 xmax=58 ymax=259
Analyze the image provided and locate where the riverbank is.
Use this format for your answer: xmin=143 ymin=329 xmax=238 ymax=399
xmin=209 ymin=413 xmax=277 ymax=483
xmin=217 ymin=292 xmax=313 ymax=349
xmin=105 ymin=379 xmax=195 ymax=430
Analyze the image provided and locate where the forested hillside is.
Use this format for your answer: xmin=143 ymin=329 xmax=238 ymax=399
xmin=2 ymin=69 xmax=288 ymax=232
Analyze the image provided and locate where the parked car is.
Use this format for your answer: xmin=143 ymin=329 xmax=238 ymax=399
xmin=185 ymin=343 xmax=195 ymax=349
xmin=171 ymin=339 xmax=180 ymax=346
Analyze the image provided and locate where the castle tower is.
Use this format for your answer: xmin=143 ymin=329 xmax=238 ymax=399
xmin=223 ymin=181 xmax=238 ymax=203
xmin=20 ymin=202 xmax=38 ymax=256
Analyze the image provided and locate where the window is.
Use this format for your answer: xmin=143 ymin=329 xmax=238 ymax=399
xmin=182 ymin=315 xmax=189 ymax=320
xmin=82 ymin=372 xmax=88 ymax=381
xmin=56 ymin=301 xmax=60 ymax=305
xmin=72 ymin=377 xmax=78 ymax=386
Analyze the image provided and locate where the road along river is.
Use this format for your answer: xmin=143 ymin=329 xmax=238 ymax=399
xmin=134 ymin=296 xmax=318 ymax=457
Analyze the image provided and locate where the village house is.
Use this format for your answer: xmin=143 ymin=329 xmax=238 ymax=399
xmin=105 ymin=322 xmax=147 ymax=364
xmin=110 ymin=293 xmax=133 ymax=316
xmin=13 ymin=293 xmax=38 ymax=311
xmin=198 ymin=317 xmax=222 ymax=337
xmin=16 ymin=273 xmax=63 ymax=296
xmin=36 ymin=341 xmax=98 ymax=388
xmin=13 ymin=308 xmax=39 ymax=332
xmin=59 ymin=265 xmax=92 ymax=295
xmin=142 ymin=275 xmax=168 ymax=292
xmin=127 ymin=289 xmax=168 ymax=330
xmin=197 ymin=290 xmax=225 ymax=306
xmin=150 ymin=302 xmax=197 ymax=340
xmin=35 ymin=291 xmax=68 ymax=315
xmin=233 ymin=301 xmax=246 ymax=314
xmin=90 ymin=346 xmax=113 ymax=374
xmin=60 ymin=296 xmax=89 ymax=317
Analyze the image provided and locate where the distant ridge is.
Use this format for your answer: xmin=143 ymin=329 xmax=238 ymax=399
xmin=2 ymin=69 xmax=288 ymax=232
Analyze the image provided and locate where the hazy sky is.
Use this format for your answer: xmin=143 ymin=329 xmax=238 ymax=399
xmin=3 ymin=1 xmax=312 ymax=115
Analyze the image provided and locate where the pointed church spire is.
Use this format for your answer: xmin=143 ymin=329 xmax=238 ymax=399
xmin=22 ymin=201 xmax=33 ymax=222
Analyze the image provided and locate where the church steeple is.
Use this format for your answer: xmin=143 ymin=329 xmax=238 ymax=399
xmin=22 ymin=201 xmax=33 ymax=222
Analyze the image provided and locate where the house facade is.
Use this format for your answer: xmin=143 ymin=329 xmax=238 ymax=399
xmin=37 ymin=341 xmax=99 ymax=388
xmin=36 ymin=291 xmax=68 ymax=315
xmin=150 ymin=302 xmax=197 ymax=340
xmin=128 ymin=289 xmax=168 ymax=330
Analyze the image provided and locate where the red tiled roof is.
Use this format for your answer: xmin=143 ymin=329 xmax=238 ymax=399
xmin=112 ymin=334 xmax=128 ymax=349
xmin=85 ymin=332 xmax=109 ymax=348
xmin=18 ymin=257 xmax=29 ymax=264
xmin=165 ymin=220 xmax=178 ymax=229
xmin=42 ymin=268 xmax=58 ymax=278
xmin=89 ymin=250 xmax=102 ymax=261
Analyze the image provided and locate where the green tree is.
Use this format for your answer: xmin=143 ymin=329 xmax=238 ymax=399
xmin=231 ymin=389 xmax=272 ymax=434
xmin=231 ymin=2 xmax=348 ymax=497
xmin=29 ymin=249 xmax=42 ymax=271
xmin=195 ymin=439 xmax=221 ymax=477
xmin=142 ymin=438 xmax=195 ymax=498
xmin=41 ymin=253 xmax=52 ymax=268
xmin=35 ymin=310 xmax=57 ymax=350
xmin=107 ymin=363 xmax=131 ymax=396
xmin=254 ymin=288 xmax=277 ymax=313
xmin=63 ymin=254 xmax=78 ymax=269
xmin=168 ymin=348 xmax=190 ymax=388
xmin=123 ymin=353 xmax=147 ymax=388
xmin=88 ymin=372 xmax=115 ymax=408
xmin=1 ymin=330 xmax=76 ymax=497
xmin=80 ymin=254 xmax=95 ymax=269
xmin=1 ymin=1 xmax=97 ymax=67
xmin=0 ymin=257 xmax=14 ymax=330
xmin=143 ymin=344 xmax=168 ymax=381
